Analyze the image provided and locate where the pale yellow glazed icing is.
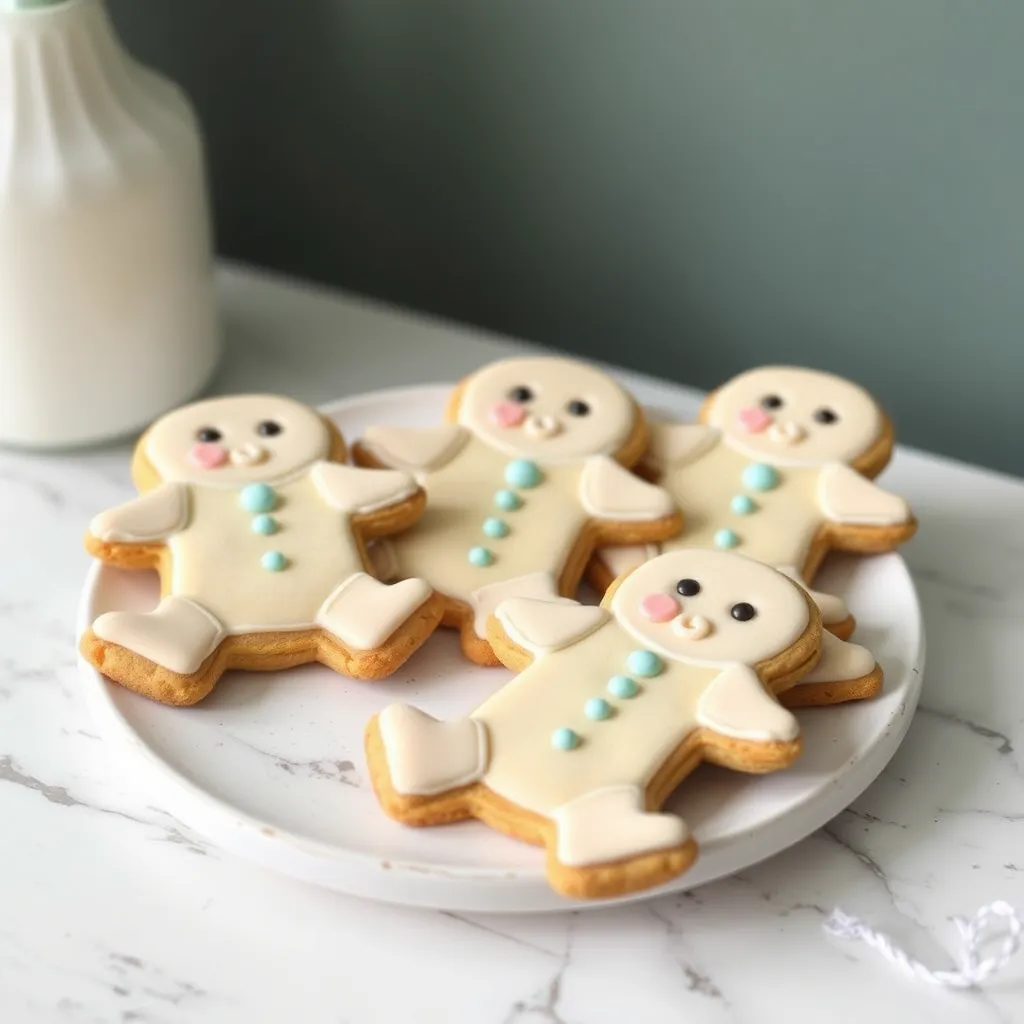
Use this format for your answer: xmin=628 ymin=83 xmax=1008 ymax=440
xmin=379 ymin=552 xmax=806 ymax=866
xmin=578 ymin=456 xmax=676 ymax=520
xmin=167 ymin=473 xmax=362 ymax=630
xmin=553 ymin=786 xmax=688 ymax=868
xmin=472 ymin=619 xmax=723 ymax=814
xmin=610 ymin=546 xmax=811 ymax=668
xmin=90 ymin=482 xmax=188 ymax=542
xmin=145 ymin=394 xmax=333 ymax=487
xmin=359 ymin=425 xmax=467 ymax=479
xmin=378 ymin=705 xmax=488 ymax=797
xmin=705 ymin=366 xmax=883 ymax=468
xmin=367 ymin=433 xmax=587 ymax=617
xmin=456 ymin=355 xmax=636 ymax=463
xmin=817 ymin=462 xmax=911 ymax=525
xmin=653 ymin=432 xmax=825 ymax=569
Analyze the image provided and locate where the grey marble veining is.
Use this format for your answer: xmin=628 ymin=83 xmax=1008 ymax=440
xmin=2 ymin=264 xmax=1023 ymax=1023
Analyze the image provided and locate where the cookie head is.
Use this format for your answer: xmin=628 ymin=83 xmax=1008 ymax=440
xmin=705 ymin=366 xmax=884 ymax=468
xmin=140 ymin=394 xmax=336 ymax=486
xmin=610 ymin=549 xmax=810 ymax=667
xmin=455 ymin=356 xmax=637 ymax=462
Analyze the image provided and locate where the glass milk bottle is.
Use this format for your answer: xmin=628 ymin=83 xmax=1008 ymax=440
xmin=0 ymin=0 xmax=221 ymax=447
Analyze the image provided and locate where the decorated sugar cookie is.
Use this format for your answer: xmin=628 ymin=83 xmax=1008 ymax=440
xmin=352 ymin=356 xmax=683 ymax=665
xmin=591 ymin=366 xmax=916 ymax=702
xmin=366 ymin=549 xmax=822 ymax=900
xmin=80 ymin=395 xmax=444 ymax=706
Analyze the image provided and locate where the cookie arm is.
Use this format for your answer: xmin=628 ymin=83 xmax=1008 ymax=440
xmin=88 ymin=483 xmax=189 ymax=543
xmin=353 ymin=425 xmax=467 ymax=476
xmin=696 ymin=663 xmax=799 ymax=742
xmin=310 ymin=462 xmax=418 ymax=515
xmin=817 ymin=463 xmax=912 ymax=527
xmin=492 ymin=598 xmax=608 ymax=660
xmin=579 ymin=456 xmax=682 ymax=544
xmin=646 ymin=422 xmax=719 ymax=473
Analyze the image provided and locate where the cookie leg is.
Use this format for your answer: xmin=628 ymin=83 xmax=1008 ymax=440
xmin=782 ymin=630 xmax=883 ymax=708
xmin=549 ymin=785 xmax=698 ymax=899
xmin=777 ymin=566 xmax=855 ymax=640
xmin=317 ymin=572 xmax=436 ymax=670
xmin=368 ymin=705 xmax=488 ymax=822
xmin=83 ymin=596 xmax=225 ymax=705
xmin=463 ymin=571 xmax=573 ymax=664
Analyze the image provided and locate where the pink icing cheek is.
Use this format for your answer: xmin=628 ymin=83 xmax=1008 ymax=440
xmin=737 ymin=406 xmax=773 ymax=433
xmin=490 ymin=401 xmax=527 ymax=428
xmin=189 ymin=442 xmax=229 ymax=469
xmin=641 ymin=593 xmax=680 ymax=623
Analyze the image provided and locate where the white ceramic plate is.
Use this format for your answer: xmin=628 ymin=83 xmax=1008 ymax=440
xmin=77 ymin=385 xmax=924 ymax=913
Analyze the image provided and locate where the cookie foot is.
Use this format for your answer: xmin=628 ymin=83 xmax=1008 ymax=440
xmin=782 ymin=630 xmax=883 ymax=708
xmin=318 ymin=572 xmax=433 ymax=651
xmin=469 ymin=571 xmax=566 ymax=640
xmin=377 ymin=705 xmax=488 ymax=797
xmin=549 ymin=786 xmax=696 ymax=899
xmin=92 ymin=596 xmax=223 ymax=676
xmin=84 ymin=596 xmax=225 ymax=705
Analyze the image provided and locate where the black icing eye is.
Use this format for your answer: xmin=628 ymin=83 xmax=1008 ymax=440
xmin=507 ymin=386 xmax=534 ymax=403
xmin=676 ymin=578 xmax=701 ymax=597
xmin=731 ymin=602 xmax=757 ymax=622
xmin=257 ymin=420 xmax=283 ymax=437
xmin=566 ymin=399 xmax=591 ymax=417
xmin=813 ymin=408 xmax=838 ymax=425
xmin=760 ymin=395 xmax=784 ymax=410
xmin=196 ymin=427 xmax=222 ymax=443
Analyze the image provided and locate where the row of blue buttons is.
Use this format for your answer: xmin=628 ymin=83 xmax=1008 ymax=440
xmin=551 ymin=650 xmax=663 ymax=750
xmin=467 ymin=459 xmax=544 ymax=567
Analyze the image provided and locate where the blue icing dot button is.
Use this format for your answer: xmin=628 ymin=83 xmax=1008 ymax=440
xmin=261 ymin=550 xmax=288 ymax=572
xmin=240 ymin=482 xmax=277 ymax=513
xmin=468 ymin=546 xmax=495 ymax=567
xmin=731 ymin=494 xmax=756 ymax=516
xmin=714 ymin=528 xmax=740 ymax=549
xmin=626 ymin=650 xmax=663 ymax=678
xmin=741 ymin=463 xmax=780 ymax=492
xmin=505 ymin=459 xmax=543 ymax=489
xmin=584 ymin=697 xmax=612 ymax=721
xmin=608 ymin=675 xmax=638 ymax=699
xmin=251 ymin=513 xmax=278 ymax=535
xmin=551 ymin=727 xmax=580 ymax=751
xmin=482 ymin=517 xmax=510 ymax=539
xmin=494 ymin=488 xmax=523 ymax=511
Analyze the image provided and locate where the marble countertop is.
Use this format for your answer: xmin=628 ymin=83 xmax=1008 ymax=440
xmin=4 ymin=264 xmax=1023 ymax=1023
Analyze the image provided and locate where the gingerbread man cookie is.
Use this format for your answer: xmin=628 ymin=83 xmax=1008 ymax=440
xmin=80 ymin=394 xmax=445 ymax=706
xmin=591 ymin=366 xmax=915 ymax=703
xmin=366 ymin=548 xmax=821 ymax=900
xmin=352 ymin=356 xmax=683 ymax=665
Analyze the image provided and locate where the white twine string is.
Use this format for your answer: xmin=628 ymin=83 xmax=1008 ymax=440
xmin=824 ymin=902 xmax=1023 ymax=989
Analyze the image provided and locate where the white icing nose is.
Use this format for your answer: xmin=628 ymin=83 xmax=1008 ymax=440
xmin=229 ymin=442 xmax=269 ymax=467
xmin=768 ymin=420 xmax=807 ymax=445
xmin=524 ymin=414 xmax=563 ymax=439
xmin=671 ymin=614 xmax=713 ymax=641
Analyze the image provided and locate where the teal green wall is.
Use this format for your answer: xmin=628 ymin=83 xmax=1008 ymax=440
xmin=109 ymin=1 xmax=1024 ymax=474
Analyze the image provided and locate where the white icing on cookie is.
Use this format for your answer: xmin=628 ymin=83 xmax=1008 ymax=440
xmin=578 ymin=456 xmax=677 ymax=520
xmin=609 ymin=548 xmax=810 ymax=668
xmin=378 ymin=551 xmax=809 ymax=869
xmin=817 ymin=462 xmax=911 ymax=525
xmin=705 ymin=366 xmax=883 ymax=468
xmin=145 ymin=394 xmax=333 ymax=487
xmin=456 ymin=356 xmax=636 ymax=463
xmin=90 ymin=395 xmax=435 ymax=673
xmin=90 ymin=482 xmax=188 ymax=542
